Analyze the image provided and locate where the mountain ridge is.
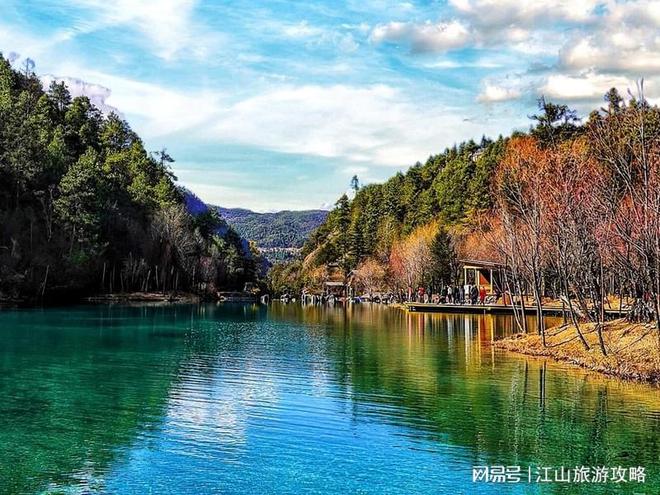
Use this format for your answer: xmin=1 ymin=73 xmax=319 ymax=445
xmin=214 ymin=206 xmax=328 ymax=261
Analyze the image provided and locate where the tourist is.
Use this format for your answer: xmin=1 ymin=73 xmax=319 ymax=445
xmin=447 ymin=285 xmax=453 ymax=304
xmin=479 ymin=286 xmax=487 ymax=305
xmin=470 ymin=285 xmax=479 ymax=305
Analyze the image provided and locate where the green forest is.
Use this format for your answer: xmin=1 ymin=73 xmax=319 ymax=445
xmin=215 ymin=206 xmax=328 ymax=264
xmin=0 ymin=54 xmax=261 ymax=303
xmin=215 ymin=206 xmax=327 ymax=248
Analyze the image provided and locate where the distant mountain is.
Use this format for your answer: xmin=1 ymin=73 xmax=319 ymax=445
xmin=182 ymin=189 xmax=270 ymax=276
xmin=214 ymin=206 xmax=328 ymax=260
xmin=183 ymin=189 xmax=229 ymax=236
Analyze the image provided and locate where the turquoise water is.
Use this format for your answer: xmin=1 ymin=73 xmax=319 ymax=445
xmin=0 ymin=303 xmax=658 ymax=494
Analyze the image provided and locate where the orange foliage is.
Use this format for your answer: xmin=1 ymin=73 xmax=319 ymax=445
xmin=388 ymin=221 xmax=438 ymax=290
xmin=353 ymin=258 xmax=387 ymax=295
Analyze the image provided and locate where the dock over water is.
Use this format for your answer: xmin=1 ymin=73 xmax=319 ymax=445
xmin=404 ymin=302 xmax=628 ymax=317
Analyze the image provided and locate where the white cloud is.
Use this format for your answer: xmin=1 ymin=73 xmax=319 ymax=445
xmin=539 ymin=72 xmax=638 ymax=100
xmin=526 ymin=1 xmax=660 ymax=106
xmin=371 ymin=0 xmax=601 ymax=55
xmin=337 ymin=33 xmax=360 ymax=53
xmin=424 ymin=59 xmax=502 ymax=69
xmin=371 ymin=20 xmax=471 ymax=53
xmin=375 ymin=0 xmax=660 ymax=107
xmin=449 ymin=0 xmax=600 ymax=27
xmin=208 ymin=83 xmax=503 ymax=167
xmin=559 ymin=2 xmax=660 ymax=74
xmin=275 ymin=21 xmax=360 ymax=53
xmin=0 ymin=24 xmax=61 ymax=63
xmin=101 ymin=77 xmax=222 ymax=137
xmin=213 ymin=84 xmax=414 ymax=164
xmin=40 ymin=75 xmax=118 ymax=114
xmin=42 ymin=70 xmax=507 ymax=173
xmin=281 ymin=21 xmax=325 ymax=39
xmin=44 ymin=66 xmax=224 ymax=138
xmin=478 ymin=83 xmax=522 ymax=102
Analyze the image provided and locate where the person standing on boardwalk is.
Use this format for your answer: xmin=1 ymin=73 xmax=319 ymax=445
xmin=447 ymin=285 xmax=453 ymax=304
xmin=479 ymin=286 xmax=487 ymax=305
xmin=470 ymin=285 xmax=478 ymax=305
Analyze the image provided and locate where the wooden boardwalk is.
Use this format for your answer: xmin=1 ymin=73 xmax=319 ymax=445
xmin=404 ymin=302 xmax=628 ymax=317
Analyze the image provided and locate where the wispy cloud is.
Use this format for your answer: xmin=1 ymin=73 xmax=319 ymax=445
xmin=60 ymin=0 xmax=223 ymax=60
xmin=43 ymin=69 xmax=504 ymax=170
xmin=4 ymin=0 xmax=660 ymax=209
xmin=209 ymin=83 xmax=496 ymax=167
xmin=281 ymin=21 xmax=326 ymax=39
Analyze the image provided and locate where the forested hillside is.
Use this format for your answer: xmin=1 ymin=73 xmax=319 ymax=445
xmin=271 ymin=88 xmax=660 ymax=347
xmin=215 ymin=206 xmax=328 ymax=249
xmin=0 ymin=54 xmax=261 ymax=302
xmin=269 ymin=132 xmax=506 ymax=293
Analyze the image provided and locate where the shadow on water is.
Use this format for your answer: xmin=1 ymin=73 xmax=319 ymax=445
xmin=0 ymin=302 xmax=657 ymax=494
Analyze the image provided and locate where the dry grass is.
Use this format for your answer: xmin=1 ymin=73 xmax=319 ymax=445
xmin=495 ymin=319 xmax=660 ymax=384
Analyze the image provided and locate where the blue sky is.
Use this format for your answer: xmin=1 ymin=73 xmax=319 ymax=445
xmin=1 ymin=0 xmax=659 ymax=211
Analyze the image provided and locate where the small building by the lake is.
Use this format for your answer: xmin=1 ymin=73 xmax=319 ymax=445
xmin=460 ymin=259 xmax=504 ymax=295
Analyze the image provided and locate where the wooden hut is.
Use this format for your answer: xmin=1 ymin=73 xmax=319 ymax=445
xmin=460 ymin=259 xmax=504 ymax=295
xmin=324 ymin=281 xmax=346 ymax=297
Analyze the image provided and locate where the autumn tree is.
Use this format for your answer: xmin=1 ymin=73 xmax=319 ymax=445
xmin=389 ymin=222 xmax=437 ymax=298
xmin=495 ymin=137 xmax=549 ymax=344
xmin=353 ymin=258 xmax=386 ymax=297
xmin=588 ymin=86 xmax=660 ymax=335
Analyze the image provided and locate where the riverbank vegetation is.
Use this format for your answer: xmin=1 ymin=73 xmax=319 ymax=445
xmin=497 ymin=319 xmax=660 ymax=384
xmin=271 ymin=85 xmax=660 ymax=360
xmin=0 ymin=55 xmax=262 ymax=303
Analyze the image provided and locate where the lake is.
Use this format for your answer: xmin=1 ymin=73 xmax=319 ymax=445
xmin=0 ymin=303 xmax=658 ymax=494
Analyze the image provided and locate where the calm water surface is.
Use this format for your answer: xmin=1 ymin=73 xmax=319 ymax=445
xmin=0 ymin=303 xmax=658 ymax=494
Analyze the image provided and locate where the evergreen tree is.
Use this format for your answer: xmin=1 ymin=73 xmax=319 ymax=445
xmin=429 ymin=227 xmax=455 ymax=287
xmin=530 ymin=96 xmax=581 ymax=146
xmin=0 ymin=53 xmax=260 ymax=300
xmin=350 ymin=175 xmax=360 ymax=192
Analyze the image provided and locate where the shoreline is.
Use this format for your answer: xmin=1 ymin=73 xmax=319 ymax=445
xmin=86 ymin=292 xmax=201 ymax=304
xmin=494 ymin=319 xmax=660 ymax=385
xmin=397 ymin=301 xmax=659 ymax=385
xmin=1 ymin=290 xmax=262 ymax=308
xmin=0 ymin=291 xmax=201 ymax=308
